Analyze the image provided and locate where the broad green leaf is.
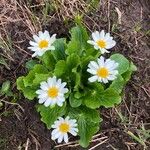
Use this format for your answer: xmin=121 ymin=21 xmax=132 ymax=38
xmin=122 ymin=61 xmax=137 ymax=82
xmin=52 ymin=38 xmax=66 ymax=60
xmin=16 ymin=76 xmax=25 ymax=90
xmin=23 ymin=64 xmax=48 ymax=87
xmin=17 ymin=77 xmax=37 ymax=100
xmin=99 ymin=88 xmax=121 ymax=108
xmin=0 ymin=80 xmax=11 ymax=94
xmin=66 ymin=26 xmax=89 ymax=56
xmin=25 ymin=60 xmax=39 ymax=70
xmin=37 ymin=103 xmax=66 ymax=129
xmin=54 ymin=60 xmax=67 ymax=77
xmin=33 ymin=73 xmax=51 ymax=85
xmin=23 ymin=71 xmax=35 ymax=87
xmin=110 ymin=54 xmax=129 ymax=74
xmin=68 ymin=107 xmax=102 ymax=147
xmin=23 ymin=87 xmax=37 ymax=100
xmin=69 ymin=93 xmax=82 ymax=107
xmin=109 ymin=75 xmax=125 ymax=93
xmin=83 ymin=83 xmax=104 ymax=109
xmin=66 ymin=53 xmax=80 ymax=73
xmin=41 ymin=51 xmax=56 ymax=70
xmin=74 ymin=72 xmax=82 ymax=91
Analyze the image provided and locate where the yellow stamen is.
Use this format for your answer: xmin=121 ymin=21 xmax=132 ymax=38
xmin=39 ymin=40 xmax=48 ymax=49
xmin=97 ymin=67 xmax=109 ymax=78
xmin=48 ymin=87 xmax=58 ymax=98
xmin=59 ymin=123 xmax=70 ymax=133
xmin=96 ymin=40 xmax=106 ymax=48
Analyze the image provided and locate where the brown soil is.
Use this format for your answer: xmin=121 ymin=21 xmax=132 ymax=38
xmin=0 ymin=0 xmax=150 ymax=150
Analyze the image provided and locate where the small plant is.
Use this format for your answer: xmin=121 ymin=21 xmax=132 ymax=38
xmin=17 ymin=24 xmax=136 ymax=147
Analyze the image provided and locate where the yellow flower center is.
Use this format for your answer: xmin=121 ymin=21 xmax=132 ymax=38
xmin=39 ymin=40 xmax=48 ymax=49
xmin=97 ymin=67 xmax=109 ymax=78
xmin=96 ymin=40 xmax=106 ymax=48
xmin=59 ymin=123 xmax=70 ymax=133
xmin=47 ymin=87 xmax=58 ymax=98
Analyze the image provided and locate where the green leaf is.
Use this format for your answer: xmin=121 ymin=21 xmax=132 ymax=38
xmin=0 ymin=56 xmax=10 ymax=70
xmin=33 ymin=73 xmax=51 ymax=85
xmin=16 ymin=77 xmax=25 ymax=90
xmin=99 ymin=88 xmax=121 ymax=108
xmin=37 ymin=103 xmax=66 ymax=129
xmin=66 ymin=53 xmax=80 ymax=73
xmin=54 ymin=60 xmax=67 ymax=77
xmin=110 ymin=54 xmax=129 ymax=74
xmin=73 ymin=72 xmax=82 ymax=91
xmin=109 ymin=75 xmax=125 ymax=93
xmin=23 ymin=64 xmax=48 ymax=87
xmin=52 ymin=38 xmax=66 ymax=60
xmin=69 ymin=93 xmax=82 ymax=107
xmin=68 ymin=107 xmax=102 ymax=147
xmin=25 ymin=60 xmax=39 ymax=70
xmin=23 ymin=87 xmax=37 ymax=100
xmin=122 ymin=61 xmax=137 ymax=82
xmin=66 ymin=25 xmax=89 ymax=56
xmin=0 ymin=80 xmax=11 ymax=94
xmin=17 ymin=76 xmax=37 ymax=100
xmin=41 ymin=51 xmax=56 ymax=70
xmin=83 ymin=83 xmax=104 ymax=109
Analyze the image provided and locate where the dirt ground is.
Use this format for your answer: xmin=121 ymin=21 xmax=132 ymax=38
xmin=0 ymin=0 xmax=150 ymax=150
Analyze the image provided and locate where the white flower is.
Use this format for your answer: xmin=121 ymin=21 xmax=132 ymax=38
xmin=36 ymin=76 xmax=68 ymax=107
xmin=87 ymin=56 xmax=119 ymax=83
xmin=51 ymin=116 xmax=78 ymax=143
xmin=28 ymin=30 xmax=56 ymax=57
xmin=87 ymin=30 xmax=116 ymax=54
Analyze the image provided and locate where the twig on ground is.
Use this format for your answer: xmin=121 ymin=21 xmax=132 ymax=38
xmin=89 ymin=139 xmax=108 ymax=150
xmin=25 ymin=138 xmax=30 ymax=150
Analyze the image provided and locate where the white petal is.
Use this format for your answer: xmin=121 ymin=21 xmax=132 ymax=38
xmin=58 ymin=134 xmax=64 ymax=143
xmin=39 ymin=98 xmax=46 ymax=104
xmin=99 ymin=30 xmax=105 ymax=39
xmin=94 ymin=45 xmax=99 ymax=50
xmin=87 ymin=68 xmax=97 ymax=75
xmin=89 ymin=61 xmax=99 ymax=70
xmin=49 ymin=34 xmax=56 ymax=44
xmin=98 ymin=77 xmax=102 ymax=82
xmin=38 ymin=92 xmax=47 ymax=98
xmin=110 ymin=70 xmax=118 ymax=75
xmin=36 ymin=89 xmax=43 ymax=94
xmin=65 ymin=116 xmax=70 ymax=121
xmin=87 ymin=40 xmax=96 ymax=46
xmin=38 ymin=31 xmax=45 ymax=39
xmin=28 ymin=46 xmax=38 ymax=51
xmin=37 ymin=51 xmax=45 ymax=56
xmin=40 ymin=82 xmax=49 ymax=90
xmin=97 ymin=56 xmax=105 ymax=67
xmin=33 ymin=35 xmax=40 ymax=42
xmin=29 ymin=41 xmax=38 ymax=46
xmin=102 ymin=78 xmax=108 ymax=83
xmin=92 ymin=31 xmax=100 ymax=41
xmin=52 ymin=131 xmax=61 ymax=140
xmin=48 ymin=46 xmax=55 ymax=50
xmin=69 ymin=128 xmax=78 ymax=136
xmin=32 ymin=52 xmax=38 ymax=57
xmin=64 ymin=133 xmax=68 ymax=143
xmin=100 ymin=48 xmax=108 ymax=54
xmin=107 ymin=75 xmax=117 ymax=80
xmin=105 ymin=40 xmax=116 ymax=49
xmin=88 ymin=76 xmax=98 ymax=82
xmin=105 ymin=33 xmax=111 ymax=40
xmin=57 ymin=100 xmax=63 ymax=107
xmin=44 ymin=99 xmax=51 ymax=107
